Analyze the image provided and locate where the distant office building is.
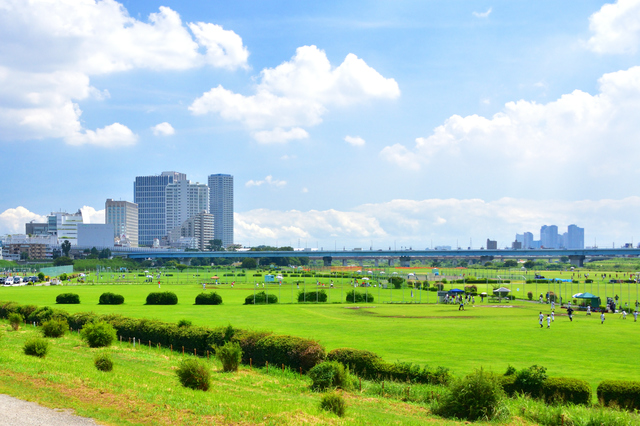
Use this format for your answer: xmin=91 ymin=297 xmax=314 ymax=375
xmin=208 ymin=174 xmax=234 ymax=247
xmin=25 ymin=221 xmax=48 ymax=236
xmin=567 ymin=224 xmax=584 ymax=249
xmin=105 ymin=199 xmax=138 ymax=247
xmin=48 ymin=210 xmax=84 ymax=245
xmin=523 ymin=232 xmax=533 ymax=249
xmin=486 ymin=239 xmax=497 ymax=249
xmin=77 ymin=224 xmax=115 ymax=248
xmin=512 ymin=241 xmax=522 ymax=249
xmin=165 ymin=180 xmax=209 ymax=233
xmin=540 ymin=225 xmax=559 ymax=249
xmin=134 ymin=171 xmax=186 ymax=247
xmin=169 ymin=211 xmax=214 ymax=251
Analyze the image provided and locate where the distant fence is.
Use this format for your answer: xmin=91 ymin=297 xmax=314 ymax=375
xmin=39 ymin=265 xmax=74 ymax=276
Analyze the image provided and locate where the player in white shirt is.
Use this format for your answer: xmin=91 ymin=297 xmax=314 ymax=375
xmin=586 ymin=305 xmax=591 ymax=315
xmin=634 ymin=311 xmax=638 ymax=322
xmin=547 ymin=314 xmax=551 ymax=328
xmin=623 ymin=310 xmax=627 ymax=320
xmin=551 ymin=311 xmax=555 ymax=322
xmin=551 ymin=301 xmax=555 ymax=311
xmin=539 ymin=312 xmax=544 ymax=328
xmin=601 ymin=312 xmax=606 ymax=324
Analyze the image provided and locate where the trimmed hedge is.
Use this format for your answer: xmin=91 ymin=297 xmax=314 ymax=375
xmin=146 ymin=292 xmax=178 ymax=305
xmin=195 ymin=292 xmax=223 ymax=305
xmin=597 ymin=380 xmax=640 ymax=410
xmin=244 ymin=291 xmax=277 ymax=305
xmin=99 ymin=292 xmax=124 ymax=305
xmin=499 ymin=374 xmax=591 ymax=405
xmin=27 ymin=306 xmax=69 ymax=325
xmin=56 ymin=293 xmax=80 ymax=304
xmin=345 ymin=290 xmax=374 ymax=303
xmin=298 ymin=290 xmax=327 ymax=303
xmin=327 ymin=348 xmax=451 ymax=385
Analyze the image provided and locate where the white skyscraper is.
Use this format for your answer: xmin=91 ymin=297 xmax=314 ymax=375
xmin=165 ymin=180 xmax=209 ymax=233
xmin=208 ymin=174 xmax=234 ymax=247
xmin=47 ymin=210 xmax=84 ymax=245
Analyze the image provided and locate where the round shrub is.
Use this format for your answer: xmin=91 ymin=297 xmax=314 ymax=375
xmin=319 ymin=392 xmax=346 ymax=417
xmin=23 ymin=337 xmax=49 ymax=358
xmin=99 ymin=292 xmax=124 ymax=305
xmin=56 ymin=293 xmax=80 ymax=304
xmin=41 ymin=318 xmax=68 ymax=338
xmin=308 ymin=361 xmax=349 ymax=391
xmin=18 ymin=305 xmax=38 ymax=320
xmin=514 ymin=365 xmax=547 ymax=397
xmin=297 ymin=290 xmax=328 ymax=303
xmin=28 ymin=306 xmax=68 ymax=325
xmin=8 ymin=312 xmax=23 ymax=331
xmin=216 ymin=341 xmax=242 ymax=372
xmin=94 ymin=352 xmax=114 ymax=372
xmin=345 ymin=290 xmax=374 ymax=303
xmin=541 ymin=377 xmax=591 ymax=405
xmin=81 ymin=320 xmax=117 ymax=348
xmin=244 ymin=291 xmax=278 ymax=305
xmin=436 ymin=368 xmax=506 ymax=421
xmin=176 ymin=358 xmax=210 ymax=391
xmin=177 ymin=319 xmax=192 ymax=327
xmin=326 ymin=348 xmax=383 ymax=380
xmin=68 ymin=312 xmax=99 ymax=329
xmin=146 ymin=292 xmax=178 ymax=305
xmin=597 ymin=380 xmax=640 ymax=410
xmin=195 ymin=292 xmax=222 ymax=305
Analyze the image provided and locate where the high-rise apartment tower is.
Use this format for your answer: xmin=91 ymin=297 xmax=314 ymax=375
xmin=208 ymin=174 xmax=234 ymax=247
xmin=105 ymin=199 xmax=139 ymax=247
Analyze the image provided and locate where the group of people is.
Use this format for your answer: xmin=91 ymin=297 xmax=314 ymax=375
xmin=538 ymin=301 xmax=638 ymax=328
xmin=443 ymin=293 xmax=475 ymax=310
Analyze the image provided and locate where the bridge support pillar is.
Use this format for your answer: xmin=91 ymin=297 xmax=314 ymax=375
xmin=400 ymin=256 xmax=411 ymax=267
xmin=569 ymin=255 xmax=585 ymax=267
xmin=480 ymin=256 xmax=494 ymax=264
xmin=374 ymin=259 xmax=379 ymax=267
xmin=323 ymin=256 xmax=332 ymax=267
xmin=388 ymin=259 xmax=394 ymax=267
xmin=359 ymin=260 xmax=364 ymax=268
xmin=342 ymin=259 xmax=348 ymax=267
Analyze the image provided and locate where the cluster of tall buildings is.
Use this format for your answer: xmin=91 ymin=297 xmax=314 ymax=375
xmin=7 ymin=171 xmax=233 ymax=260
xmin=513 ymin=224 xmax=584 ymax=249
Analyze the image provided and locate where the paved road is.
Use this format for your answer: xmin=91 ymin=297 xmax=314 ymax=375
xmin=0 ymin=394 xmax=99 ymax=426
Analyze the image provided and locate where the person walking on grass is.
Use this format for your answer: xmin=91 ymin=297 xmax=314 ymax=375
xmin=539 ymin=312 xmax=544 ymax=328
xmin=623 ymin=310 xmax=627 ymax=320
xmin=551 ymin=301 xmax=555 ymax=311
xmin=459 ymin=299 xmax=465 ymax=311
xmin=587 ymin=305 xmax=591 ymax=316
xmin=547 ymin=314 xmax=551 ymax=329
xmin=551 ymin=311 xmax=555 ymax=322
xmin=634 ymin=310 xmax=638 ymax=322
xmin=567 ymin=306 xmax=574 ymax=322
xmin=601 ymin=311 xmax=606 ymax=324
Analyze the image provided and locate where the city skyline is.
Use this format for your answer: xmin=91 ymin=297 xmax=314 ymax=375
xmin=2 ymin=1 xmax=640 ymax=248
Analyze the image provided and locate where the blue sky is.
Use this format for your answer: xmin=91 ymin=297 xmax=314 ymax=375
xmin=2 ymin=0 xmax=640 ymax=249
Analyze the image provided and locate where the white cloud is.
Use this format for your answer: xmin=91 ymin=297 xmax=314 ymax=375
xmin=0 ymin=207 xmax=47 ymax=235
xmin=344 ymin=135 xmax=366 ymax=146
xmin=245 ymin=175 xmax=287 ymax=188
xmin=587 ymin=0 xmax=640 ymax=54
xmin=473 ymin=8 xmax=492 ymax=18
xmin=380 ymin=65 xmax=640 ymax=181
xmin=190 ymin=45 xmax=399 ymax=142
xmin=252 ymin=127 xmax=309 ymax=144
xmin=151 ymin=122 xmax=175 ymax=136
xmin=80 ymin=206 xmax=105 ymax=224
xmin=0 ymin=0 xmax=248 ymax=145
xmin=234 ymin=197 xmax=640 ymax=249
xmin=302 ymin=187 xmax=309 ymax=193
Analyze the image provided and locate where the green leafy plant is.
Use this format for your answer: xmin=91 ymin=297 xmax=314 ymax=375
xmin=94 ymin=352 xmax=114 ymax=372
xmin=41 ymin=318 xmax=68 ymax=338
xmin=8 ymin=312 xmax=23 ymax=331
xmin=436 ymin=368 xmax=506 ymax=421
xmin=23 ymin=337 xmax=49 ymax=358
xmin=297 ymin=290 xmax=328 ymax=303
xmin=215 ymin=341 xmax=242 ymax=372
xmin=308 ymin=361 xmax=350 ymax=391
xmin=514 ymin=365 xmax=548 ymax=397
xmin=176 ymin=358 xmax=210 ymax=391
xmin=56 ymin=293 xmax=80 ymax=304
xmin=146 ymin=292 xmax=178 ymax=305
xmin=81 ymin=320 xmax=116 ymax=348
xmin=345 ymin=290 xmax=374 ymax=303
xmin=319 ymin=392 xmax=346 ymax=417
xmin=99 ymin=292 xmax=124 ymax=305
xmin=194 ymin=292 xmax=222 ymax=305
xmin=244 ymin=291 xmax=277 ymax=305
xmin=177 ymin=319 xmax=192 ymax=327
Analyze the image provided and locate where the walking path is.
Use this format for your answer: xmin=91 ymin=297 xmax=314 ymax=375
xmin=0 ymin=394 xmax=99 ymax=426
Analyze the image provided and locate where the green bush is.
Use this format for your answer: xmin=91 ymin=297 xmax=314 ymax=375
xmin=178 ymin=319 xmax=192 ymax=327
xmin=99 ymin=292 xmax=124 ymax=305
xmin=146 ymin=292 xmax=178 ymax=305
xmin=308 ymin=361 xmax=350 ymax=391
xmin=195 ymin=292 xmax=223 ymax=305
xmin=216 ymin=341 xmax=242 ymax=372
xmin=527 ymin=291 xmax=533 ymax=300
xmin=514 ymin=365 xmax=548 ymax=397
xmin=8 ymin=312 xmax=23 ymax=331
xmin=27 ymin=306 xmax=68 ymax=325
xmin=297 ymin=290 xmax=327 ymax=303
xmin=81 ymin=320 xmax=117 ymax=348
xmin=345 ymin=290 xmax=374 ymax=303
xmin=436 ymin=368 xmax=506 ymax=421
xmin=244 ymin=291 xmax=277 ymax=305
xmin=94 ymin=352 xmax=114 ymax=372
xmin=68 ymin=312 xmax=99 ymax=329
xmin=56 ymin=293 xmax=80 ymax=304
xmin=327 ymin=348 xmax=383 ymax=379
xmin=41 ymin=318 xmax=68 ymax=338
xmin=233 ymin=331 xmax=325 ymax=372
xmin=18 ymin=305 xmax=37 ymax=320
xmin=541 ymin=377 xmax=591 ymax=405
xmin=319 ymin=392 xmax=346 ymax=417
xmin=176 ymin=358 xmax=210 ymax=391
xmin=597 ymin=380 xmax=640 ymax=410
xmin=390 ymin=276 xmax=405 ymax=289
xmin=23 ymin=337 xmax=49 ymax=358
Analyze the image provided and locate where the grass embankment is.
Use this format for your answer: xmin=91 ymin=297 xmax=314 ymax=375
xmin=0 ymin=323 xmax=471 ymax=426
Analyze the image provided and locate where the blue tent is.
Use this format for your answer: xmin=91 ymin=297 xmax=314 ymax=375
xmin=449 ymin=288 xmax=465 ymax=294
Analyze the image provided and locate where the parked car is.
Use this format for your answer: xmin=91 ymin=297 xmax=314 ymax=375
xmin=4 ymin=277 xmax=14 ymax=286
xmin=12 ymin=276 xmax=23 ymax=286
xmin=0 ymin=277 xmax=4 ymax=285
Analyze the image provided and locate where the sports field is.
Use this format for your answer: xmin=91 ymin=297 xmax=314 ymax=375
xmin=2 ymin=265 xmax=639 ymax=393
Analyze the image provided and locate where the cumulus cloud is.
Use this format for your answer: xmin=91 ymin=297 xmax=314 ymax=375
xmin=473 ymin=8 xmax=492 ymax=18
xmin=190 ymin=45 xmax=399 ymax=142
xmin=234 ymin=197 xmax=640 ymax=249
xmin=0 ymin=207 xmax=47 ymax=235
xmin=0 ymin=0 xmax=248 ymax=146
xmin=380 ymin=65 xmax=640 ymax=181
xmin=587 ymin=0 xmax=640 ymax=54
xmin=80 ymin=206 xmax=105 ymax=224
xmin=344 ymin=135 xmax=366 ymax=146
xmin=245 ymin=175 xmax=287 ymax=188
xmin=151 ymin=122 xmax=175 ymax=136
